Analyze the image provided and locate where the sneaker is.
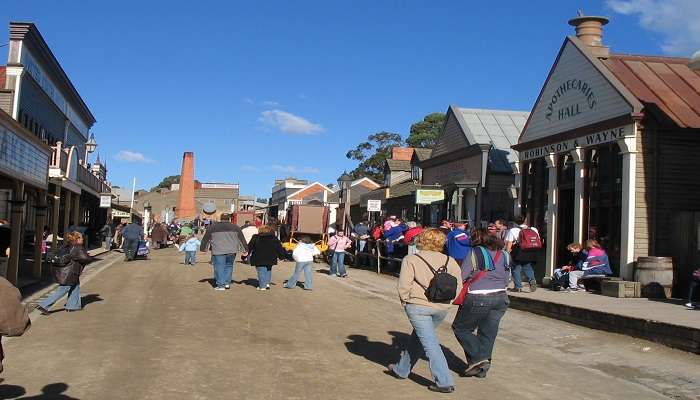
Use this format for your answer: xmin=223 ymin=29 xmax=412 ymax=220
xmin=529 ymin=279 xmax=538 ymax=292
xmin=214 ymin=287 xmax=226 ymax=291
xmin=685 ymin=302 xmax=696 ymax=310
xmin=508 ymin=287 xmax=523 ymax=293
xmin=427 ymin=384 xmax=454 ymax=393
xmin=224 ymin=285 xmax=230 ymax=290
xmin=35 ymin=305 xmax=50 ymax=315
xmin=463 ymin=359 xmax=490 ymax=377
xmin=341 ymin=274 xmax=348 ymax=278
xmin=266 ymin=284 xmax=270 ymax=289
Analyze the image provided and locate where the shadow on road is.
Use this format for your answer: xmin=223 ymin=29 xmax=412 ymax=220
xmin=197 ymin=278 xmax=216 ymax=288
xmin=80 ymin=294 xmax=103 ymax=308
xmin=344 ymin=331 xmax=467 ymax=386
xmin=0 ymin=382 xmax=78 ymax=399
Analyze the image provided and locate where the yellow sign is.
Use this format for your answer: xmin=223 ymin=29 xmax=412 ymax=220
xmin=416 ymin=189 xmax=444 ymax=204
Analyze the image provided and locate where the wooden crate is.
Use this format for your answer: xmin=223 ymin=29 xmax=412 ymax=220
xmin=601 ymin=280 xmax=641 ymax=298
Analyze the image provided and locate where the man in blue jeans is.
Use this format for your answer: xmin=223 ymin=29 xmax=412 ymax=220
xmin=505 ymin=216 xmax=540 ymax=292
xmin=200 ymin=213 xmax=248 ymax=291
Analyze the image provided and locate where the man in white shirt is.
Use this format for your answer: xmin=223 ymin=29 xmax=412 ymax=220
xmin=505 ymin=216 xmax=539 ymax=292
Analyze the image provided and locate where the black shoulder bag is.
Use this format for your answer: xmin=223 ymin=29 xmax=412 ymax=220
xmin=415 ymin=254 xmax=458 ymax=303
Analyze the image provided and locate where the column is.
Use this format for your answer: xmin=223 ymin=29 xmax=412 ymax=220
xmin=544 ymin=153 xmax=558 ymax=278
xmin=571 ymin=148 xmax=585 ymax=243
xmin=475 ymin=187 xmax=483 ymax=227
xmin=618 ymin=134 xmax=637 ymax=280
xmin=51 ymin=185 xmax=61 ymax=251
xmin=33 ymin=191 xmax=47 ymax=279
xmin=62 ymin=190 xmax=72 ymax=232
xmin=73 ymin=192 xmax=81 ymax=225
xmin=7 ymin=182 xmax=25 ymax=286
xmin=456 ymin=189 xmax=464 ymax=221
xmin=511 ymin=162 xmax=522 ymax=218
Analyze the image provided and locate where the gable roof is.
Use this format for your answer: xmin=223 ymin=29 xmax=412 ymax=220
xmin=287 ymin=181 xmax=333 ymax=200
xmin=351 ymin=177 xmax=381 ymax=189
xmin=600 ymin=54 xmax=700 ymax=128
xmin=412 ymin=148 xmax=433 ymax=162
xmin=386 ymin=159 xmax=411 ymax=172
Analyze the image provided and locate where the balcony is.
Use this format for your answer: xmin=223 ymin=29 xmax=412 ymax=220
xmin=50 ymin=142 xmax=110 ymax=195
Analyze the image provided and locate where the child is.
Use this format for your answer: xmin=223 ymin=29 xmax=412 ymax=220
xmin=552 ymin=243 xmax=586 ymax=291
xmin=179 ymin=234 xmax=201 ymax=266
xmin=284 ymin=236 xmax=320 ymax=290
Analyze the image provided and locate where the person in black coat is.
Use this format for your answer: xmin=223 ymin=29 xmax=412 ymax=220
xmin=247 ymin=225 xmax=287 ymax=291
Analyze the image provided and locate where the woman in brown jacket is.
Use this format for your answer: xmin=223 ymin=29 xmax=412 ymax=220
xmin=387 ymin=228 xmax=463 ymax=393
xmin=0 ymin=276 xmax=31 ymax=373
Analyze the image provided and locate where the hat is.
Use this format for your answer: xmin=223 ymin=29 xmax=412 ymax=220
xmin=202 ymin=202 xmax=217 ymax=215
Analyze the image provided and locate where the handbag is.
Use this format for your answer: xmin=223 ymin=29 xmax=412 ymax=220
xmin=453 ymin=248 xmax=502 ymax=306
xmin=50 ymin=247 xmax=82 ymax=286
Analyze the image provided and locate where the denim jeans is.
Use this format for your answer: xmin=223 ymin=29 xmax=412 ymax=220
xmin=40 ymin=284 xmax=81 ymax=311
xmin=392 ymin=304 xmax=454 ymax=388
xmin=511 ymin=262 xmax=535 ymax=289
xmin=123 ymin=238 xmax=139 ymax=260
xmin=452 ymin=292 xmax=508 ymax=364
xmin=104 ymin=236 xmax=112 ymax=250
xmin=256 ymin=266 xmax=272 ymax=288
xmin=184 ymin=251 xmax=196 ymax=265
xmin=211 ymin=254 xmax=235 ymax=288
xmin=285 ymin=262 xmax=313 ymax=290
xmin=689 ymin=280 xmax=699 ymax=303
xmin=330 ymin=251 xmax=346 ymax=276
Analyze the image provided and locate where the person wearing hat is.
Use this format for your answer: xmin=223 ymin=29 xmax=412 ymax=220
xmin=446 ymin=221 xmax=471 ymax=265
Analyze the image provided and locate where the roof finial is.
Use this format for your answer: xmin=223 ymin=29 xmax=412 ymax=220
xmin=577 ymin=9 xmax=584 ymax=17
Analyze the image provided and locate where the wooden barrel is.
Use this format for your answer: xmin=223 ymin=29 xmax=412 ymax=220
xmin=634 ymin=257 xmax=674 ymax=299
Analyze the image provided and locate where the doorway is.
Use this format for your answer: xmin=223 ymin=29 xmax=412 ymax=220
xmin=556 ymin=153 xmax=575 ymax=267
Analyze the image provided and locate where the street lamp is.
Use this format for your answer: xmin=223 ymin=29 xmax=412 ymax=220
xmin=84 ymin=133 xmax=97 ymax=165
xmin=337 ymin=172 xmax=353 ymax=232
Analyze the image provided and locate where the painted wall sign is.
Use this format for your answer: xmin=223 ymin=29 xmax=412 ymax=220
xmin=520 ymin=124 xmax=632 ymax=161
xmin=367 ymin=200 xmax=382 ymax=212
xmin=415 ymin=189 xmax=445 ymax=205
xmin=545 ymin=79 xmax=597 ymax=122
xmin=99 ymin=195 xmax=112 ymax=208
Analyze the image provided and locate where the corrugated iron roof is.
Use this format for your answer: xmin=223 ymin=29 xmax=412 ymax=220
xmin=601 ymin=54 xmax=700 ymax=128
xmin=413 ymin=148 xmax=433 ymax=162
xmin=386 ymin=159 xmax=411 ymax=172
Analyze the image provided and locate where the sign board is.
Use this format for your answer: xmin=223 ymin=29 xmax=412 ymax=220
xmin=520 ymin=124 xmax=632 ymax=161
xmin=367 ymin=200 xmax=382 ymax=212
xmin=0 ymin=127 xmax=49 ymax=189
xmin=416 ymin=189 xmax=445 ymax=205
xmin=99 ymin=195 xmax=112 ymax=208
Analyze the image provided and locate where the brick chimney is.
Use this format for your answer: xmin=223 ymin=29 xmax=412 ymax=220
xmin=176 ymin=152 xmax=196 ymax=219
xmin=391 ymin=147 xmax=414 ymax=161
xmin=568 ymin=11 xmax=610 ymax=58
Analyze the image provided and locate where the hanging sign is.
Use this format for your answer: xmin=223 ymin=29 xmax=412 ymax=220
xmin=367 ymin=200 xmax=381 ymax=212
xmin=416 ymin=189 xmax=445 ymax=205
xmin=99 ymin=195 xmax=112 ymax=208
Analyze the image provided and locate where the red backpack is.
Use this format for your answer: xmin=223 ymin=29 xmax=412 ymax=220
xmin=371 ymin=226 xmax=383 ymax=240
xmin=518 ymin=227 xmax=542 ymax=250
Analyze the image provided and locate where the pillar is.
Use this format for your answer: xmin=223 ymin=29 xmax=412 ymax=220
xmin=571 ymin=148 xmax=585 ymax=244
xmin=618 ymin=133 xmax=638 ymax=280
xmin=512 ymin=162 xmax=522 ymax=218
xmin=544 ymin=153 xmax=558 ymax=278
xmin=72 ymin=192 xmax=81 ymax=225
xmin=176 ymin=152 xmax=196 ymax=219
xmin=7 ymin=181 xmax=25 ymax=286
xmin=33 ymin=191 xmax=47 ymax=279
xmin=63 ymin=190 xmax=72 ymax=232
xmin=475 ymin=187 xmax=483 ymax=227
xmin=51 ymin=185 xmax=61 ymax=251
xmin=456 ymin=190 xmax=464 ymax=221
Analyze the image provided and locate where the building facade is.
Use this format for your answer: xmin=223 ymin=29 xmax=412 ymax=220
xmin=269 ymin=178 xmax=308 ymax=221
xmin=513 ymin=15 xmax=700 ymax=295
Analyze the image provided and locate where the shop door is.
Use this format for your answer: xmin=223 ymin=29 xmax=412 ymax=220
xmin=557 ymin=153 xmax=575 ymax=267
xmin=670 ymin=211 xmax=700 ymax=297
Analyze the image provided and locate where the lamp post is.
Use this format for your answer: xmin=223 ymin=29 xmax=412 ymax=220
xmin=84 ymin=133 xmax=97 ymax=166
xmin=337 ymin=172 xmax=353 ymax=232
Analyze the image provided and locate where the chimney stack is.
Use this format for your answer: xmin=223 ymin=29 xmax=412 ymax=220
xmin=176 ymin=152 xmax=196 ymax=220
xmin=568 ymin=10 xmax=610 ymax=58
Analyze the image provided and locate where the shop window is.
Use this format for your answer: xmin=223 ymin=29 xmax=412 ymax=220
xmin=585 ymin=143 xmax=622 ymax=275
xmin=522 ymin=158 xmax=548 ymax=233
xmin=0 ymin=190 xmax=11 ymax=221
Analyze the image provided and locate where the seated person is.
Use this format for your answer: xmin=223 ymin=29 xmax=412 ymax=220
xmin=569 ymin=239 xmax=612 ymax=291
xmin=552 ymin=243 xmax=586 ymax=291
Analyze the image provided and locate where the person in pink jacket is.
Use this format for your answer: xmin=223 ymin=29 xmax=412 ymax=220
xmin=327 ymin=231 xmax=353 ymax=277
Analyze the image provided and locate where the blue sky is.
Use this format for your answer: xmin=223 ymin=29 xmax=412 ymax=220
xmin=4 ymin=0 xmax=700 ymax=198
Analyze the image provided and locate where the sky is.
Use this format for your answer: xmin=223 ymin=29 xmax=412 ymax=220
xmin=3 ymin=0 xmax=700 ymax=198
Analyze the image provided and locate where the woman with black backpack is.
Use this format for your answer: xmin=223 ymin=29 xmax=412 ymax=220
xmin=451 ymin=228 xmax=511 ymax=379
xmin=387 ymin=228 xmax=462 ymax=393
xmin=36 ymin=231 xmax=94 ymax=315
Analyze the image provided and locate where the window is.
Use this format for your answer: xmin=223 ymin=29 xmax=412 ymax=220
xmin=411 ymin=164 xmax=421 ymax=181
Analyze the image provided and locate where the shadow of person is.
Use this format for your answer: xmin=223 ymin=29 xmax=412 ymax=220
xmin=197 ymin=278 xmax=216 ymax=288
xmin=17 ymin=383 xmax=78 ymax=399
xmin=79 ymin=294 xmax=103 ymax=308
xmin=344 ymin=331 xmax=468 ymax=384
xmin=236 ymin=279 xmax=259 ymax=288
xmin=0 ymin=384 xmax=26 ymax=399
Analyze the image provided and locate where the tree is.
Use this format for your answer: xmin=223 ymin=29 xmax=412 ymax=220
xmin=150 ymin=175 xmax=180 ymax=191
xmin=346 ymin=132 xmax=403 ymax=182
xmin=406 ymin=112 xmax=446 ymax=148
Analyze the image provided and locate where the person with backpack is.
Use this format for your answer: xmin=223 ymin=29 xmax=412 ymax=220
xmin=36 ymin=231 xmax=94 ymax=315
xmin=686 ymin=269 xmax=700 ymax=310
xmin=505 ymin=216 xmax=541 ymax=292
xmin=387 ymin=228 xmax=462 ymax=393
xmin=452 ymin=228 xmax=511 ymax=378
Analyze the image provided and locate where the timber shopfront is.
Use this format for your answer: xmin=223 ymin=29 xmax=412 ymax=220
xmin=513 ymin=14 xmax=700 ymax=295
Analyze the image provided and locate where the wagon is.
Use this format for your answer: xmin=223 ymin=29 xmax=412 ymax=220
xmin=282 ymin=204 xmax=330 ymax=254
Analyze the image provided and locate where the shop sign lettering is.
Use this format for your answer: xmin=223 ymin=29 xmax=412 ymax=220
xmin=520 ymin=125 xmax=631 ymax=161
xmin=545 ymin=79 xmax=597 ymax=122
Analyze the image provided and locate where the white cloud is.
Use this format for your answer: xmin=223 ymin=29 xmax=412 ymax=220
xmin=258 ymin=109 xmax=324 ymax=135
xmin=607 ymin=0 xmax=700 ymax=55
xmin=241 ymin=165 xmax=261 ymax=172
xmin=244 ymin=97 xmax=254 ymax=104
xmin=114 ymin=150 xmax=154 ymax=163
xmin=302 ymin=167 xmax=320 ymax=174
xmin=270 ymin=165 xmax=319 ymax=175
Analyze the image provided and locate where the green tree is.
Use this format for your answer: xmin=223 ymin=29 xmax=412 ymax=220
xmin=406 ymin=112 xmax=446 ymax=148
xmin=150 ymin=175 xmax=180 ymax=191
xmin=345 ymin=132 xmax=403 ymax=182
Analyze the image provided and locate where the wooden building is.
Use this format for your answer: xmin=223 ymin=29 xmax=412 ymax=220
xmin=512 ymin=14 xmax=700 ymax=295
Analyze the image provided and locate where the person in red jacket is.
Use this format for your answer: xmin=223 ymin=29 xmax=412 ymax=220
xmin=404 ymin=221 xmax=423 ymax=255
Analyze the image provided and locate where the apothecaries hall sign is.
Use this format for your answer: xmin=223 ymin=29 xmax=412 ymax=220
xmin=545 ymin=79 xmax=597 ymax=122
xmin=519 ymin=124 xmax=632 ymax=161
